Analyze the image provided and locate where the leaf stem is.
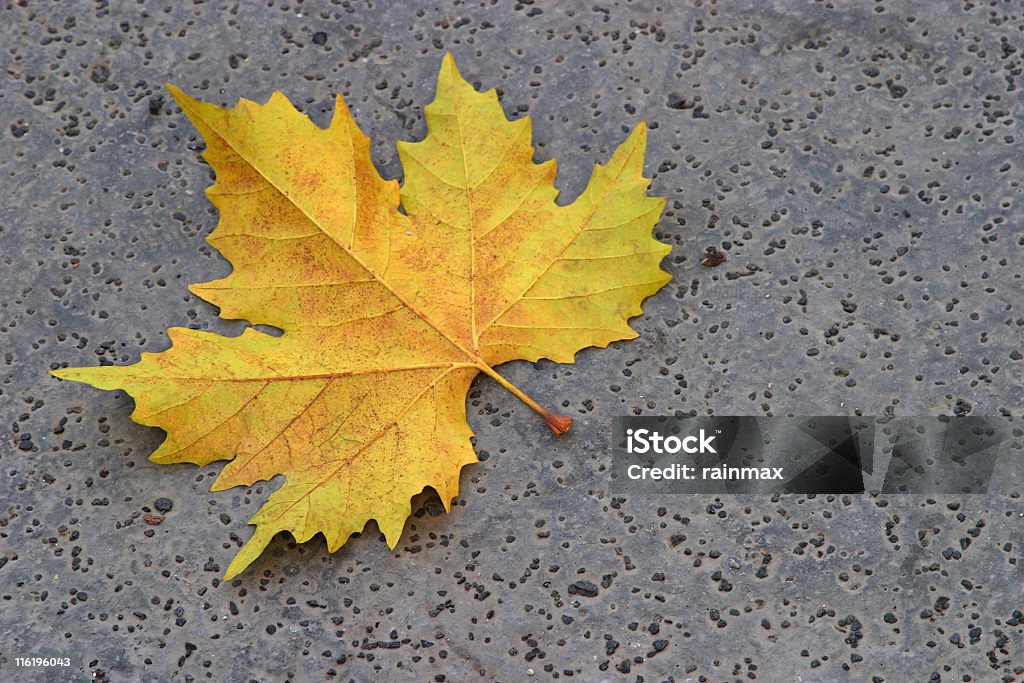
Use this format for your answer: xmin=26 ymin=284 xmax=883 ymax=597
xmin=476 ymin=363 xmax=573 ymax=436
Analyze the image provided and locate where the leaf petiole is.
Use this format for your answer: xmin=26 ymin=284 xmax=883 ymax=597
xmin=475 ymin=363 xmax=573 ymax=436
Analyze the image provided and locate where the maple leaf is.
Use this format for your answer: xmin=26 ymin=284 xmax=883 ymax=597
xmin=52 ymin=54 xmax=671 ymax=580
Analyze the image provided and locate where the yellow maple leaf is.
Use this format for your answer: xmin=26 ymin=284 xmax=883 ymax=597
xmin=52 ymin=54 xmax=671 ymax=580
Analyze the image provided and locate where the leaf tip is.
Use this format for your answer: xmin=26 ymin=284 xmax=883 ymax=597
xmin=331 ymin=92 xmax=351 ymax=116
xmin=221 ymin=563 xmax=243 ymax=582
xmin=268 ymin=90 xmax=290 ymax=107
xmin=378 ymin=516 xmax=406 ymax=550
xmin=208 ymin=478 xmax=231 ymax=493
xmin=542 ymin=411 xmax=573 ymax=437
xmin=629 ymin=120 xmax=649 ymax=147
xmin=438 ymin=51 xmax=468 ymax=89
xmin=165 ymin=83 xmax=190 ymax=107
xmin=49 ymin=366 xmax=93 ymax=385
xmin=223 ymin=527 xmax=274 ymax=581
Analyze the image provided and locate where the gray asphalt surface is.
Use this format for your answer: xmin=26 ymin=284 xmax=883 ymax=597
xmin=2 ymin=1 xmax=1023 ymax=681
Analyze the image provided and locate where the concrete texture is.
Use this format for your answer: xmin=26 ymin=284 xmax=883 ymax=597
xmin=2 ymin=1 xmax=1023 ymax=681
